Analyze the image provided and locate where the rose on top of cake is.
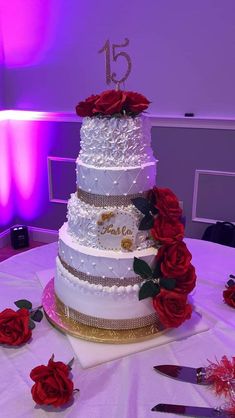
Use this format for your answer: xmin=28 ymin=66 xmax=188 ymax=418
xmin=75 ymin=89 xmax=150 ymax=117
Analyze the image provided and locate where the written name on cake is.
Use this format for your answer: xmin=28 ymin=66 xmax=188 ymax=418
xmin=97 ymin=210 xmax=137 ymax=251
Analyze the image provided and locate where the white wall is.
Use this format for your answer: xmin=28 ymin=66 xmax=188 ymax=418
xmin=1 ymin=0 xmax=235 ymax=118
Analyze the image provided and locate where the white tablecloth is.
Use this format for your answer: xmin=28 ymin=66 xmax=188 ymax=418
xmin=0 ymin=239 xmax=234 ymax=418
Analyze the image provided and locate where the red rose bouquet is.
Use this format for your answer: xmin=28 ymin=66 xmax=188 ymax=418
xmin=132 ymin=187 xmax=196 ymax=329
xmin=75 ymin=89 xmax=150 ymax=117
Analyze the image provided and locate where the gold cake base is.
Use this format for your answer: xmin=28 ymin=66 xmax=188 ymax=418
xmin=42 ymin=278 xmax=164 ymax=344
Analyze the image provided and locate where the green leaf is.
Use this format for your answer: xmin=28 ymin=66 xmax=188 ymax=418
xmin=133 ymin=257 xmax=153 ymax=279
xmin=131 ymin=197 xmax=152 ymax=215
xmin=139 ymin=281 xmax=160 ymax=300
xmin=29 ymin=319 xmax=36 ymax=330
xmin=14 ymin=299 xmax=32 ymax=310
xmin=139 ymin=214 xmax=154 ymax=230
xmin=67 ymin=357 xmax=74 ymax=370
xmin=150 ymin=204 xmax=159 ymax=215
xmin=153 ymin=261 xmax=161 ymax=278
xmin=149 ymin=192 xmax=156 ymax=206
xmin=31 ymin=310 xmax=43 ymax=322
xmin=160 ymin=278 xmax=177 ymax=290
xmin=227 ymin=278 xmax=235 ymax=287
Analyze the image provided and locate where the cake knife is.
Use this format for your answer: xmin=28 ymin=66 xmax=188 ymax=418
xmin=151 ymin=403 xmax=235 ymax=417
xmin=154 ymin=365 xmax=208 ymax=385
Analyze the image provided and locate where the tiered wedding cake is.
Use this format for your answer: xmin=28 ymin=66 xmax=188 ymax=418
xmin=55 ymin=90 xmax=196 ymax=334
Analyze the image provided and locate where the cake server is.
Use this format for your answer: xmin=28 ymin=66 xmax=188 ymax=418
xmin=154 ymin=365 xmax=208 ymax=385
xmin=151 ymin=403 xmax=235 ymax=417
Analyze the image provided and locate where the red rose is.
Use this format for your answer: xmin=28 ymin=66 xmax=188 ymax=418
xmin=223 ymin=285 xmax=235 ymax=308
xmin=75 ymin=94 xmax=100 ymax=117
xmin=30 ymin=356 xmax=74 ymax=408
xmin=157 ymin=241 xmax=192 ymax=278
xmin=124 ymin=91 xmax=150 ymax=113
xmin=149 ymin=187 xmax=182 ymax=220
xmin=174 ymin=264 xmax=197 ymax=294
xmin=0 ymin=308 xmax=32 ymax=346
xmin=153 ymin=289 xmax=192 ymax=328
xmin=151 ymin=216 xmax=184 ymax=245
xmin=93 ymin=90 xmax=126 ymax=115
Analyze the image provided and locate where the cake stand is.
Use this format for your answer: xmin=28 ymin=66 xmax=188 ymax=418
xmin=42 ymin=278 xmax=164 ymax=344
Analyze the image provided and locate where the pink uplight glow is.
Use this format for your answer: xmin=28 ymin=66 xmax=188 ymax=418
xmin=10 ymin=119 xmax=52 ymax=220
xmin=0 ymin=110 xmax=52 ymax=224
xmin=0 ymin=0 xmax=59 ymax=67
xmin=0 ymin=110 xmax=48 ymax=121
xmin=10 ymin=122 xmax=38 ymax=203
xmin=0 ymin=120 xmax=13 ymax=224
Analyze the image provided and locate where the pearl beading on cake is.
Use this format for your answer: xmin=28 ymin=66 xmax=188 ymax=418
xmin=57 ymin=256 xmax=141 ymax=295
xmin=76 ymin=160 xmax=157 ymax=196
xmin=59 ymin=255 xmax=144 ymax=288
xmin=59 ymin=223 xmax=157 ymax=279
xmin=79 ymin=115 xmax=153 ymax=167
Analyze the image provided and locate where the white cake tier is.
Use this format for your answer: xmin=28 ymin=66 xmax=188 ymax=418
xmin=59 ymin=223 xmax=157 ymax=279
xmin=79 ymin=115 xmax=154 ymax=167
xmin=76 ymin=160 xmax=157 ymax=195
xmin=67 ymin=194 xmax=154 ymax=250
xmin=55 ymin=256 xmax=157 ymax=324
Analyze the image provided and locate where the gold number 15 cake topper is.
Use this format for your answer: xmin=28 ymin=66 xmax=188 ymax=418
xmin=98 ymin=38 xmax=132 ymax=86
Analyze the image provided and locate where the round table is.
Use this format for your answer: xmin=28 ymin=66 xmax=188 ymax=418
xmin=0 ymin=239 xmax=234 ymax=418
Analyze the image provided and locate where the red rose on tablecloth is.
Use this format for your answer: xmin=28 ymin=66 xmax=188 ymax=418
xmin=30 ymin=355 xmax=74 ymax=408
xmin=153 ymin=289 xmax=192 ymax=328
xmin=151 ymin=216 xmax=184 ymax=245
xmin=174 ymin=264 xmax=197 ymax=294
xmin=0 ymin=308 xmax=32 ymax=346
xmin=93 ymin=90 xmax=127 ymax=115
xmin=75 ymin=94 xmax=100 ymax=117
xmin=223 ymin=285 xmax=235 ymax=308
xmin=124 ymin=91 xmax=150 ymax=113
xmin=157 ymin=241 xmax=192 ymax=278
xmin=149 ymin=187 xmax=182 ymax=220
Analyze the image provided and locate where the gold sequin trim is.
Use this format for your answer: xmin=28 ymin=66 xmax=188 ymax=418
xmin=55 ymin=293 xmax=162 ymax=330
xmin=77 ymin=188 xmax=148 ymax=207
xmin=59 ymin=256 xmax=144 ymax=287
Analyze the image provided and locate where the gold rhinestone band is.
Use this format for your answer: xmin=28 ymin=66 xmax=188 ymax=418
xmin=77 ymin=188 xmax=148 ymax=207
xmin=59 ymin=256 xmax=144 ymax=287
xmin=55 ymin=292 xmax=162 ymax=330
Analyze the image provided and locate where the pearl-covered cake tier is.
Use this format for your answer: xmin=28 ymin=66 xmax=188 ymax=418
xmin=55 ymin=224 xmax=158 ymax=329
xmin=55 ymin=113 xmax=160 ymax=330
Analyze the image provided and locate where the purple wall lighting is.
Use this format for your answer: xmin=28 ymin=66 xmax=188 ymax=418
xmin=0 ymin=120 xmax=13 ymax=224
xmin=0 ymin=111 xmax=54 ymax=226
xmin=0 ymin=0 xmax=59 ymax=68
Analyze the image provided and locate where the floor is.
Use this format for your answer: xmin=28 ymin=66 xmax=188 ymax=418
xmin=0 ymin=241 xmax=46 ymax=262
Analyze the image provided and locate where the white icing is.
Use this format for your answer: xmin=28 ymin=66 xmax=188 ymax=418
xmin=56 ymin=257 xmax=141 ymax=295
xmin=55 ymin=260 xmax=156 ymax=320
xmin=79 ymin=115 xmax=154 ymax=167
xmin=59 ymin=223 xmax=157 ymax=278
xmin=76 ymin=160 xmax=157 ymax=195
xmin=56 ymin=114 xmax=160 ymax=327
xmin=67 ymin=193 xmax=154 ymax=250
